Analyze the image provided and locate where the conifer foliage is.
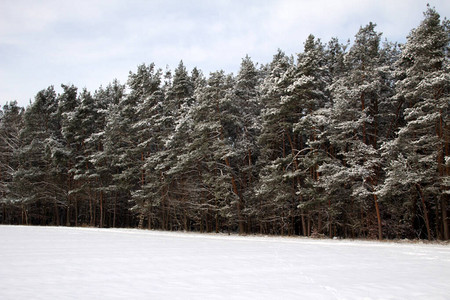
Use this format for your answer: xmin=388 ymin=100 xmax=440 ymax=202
xmin=0 ymin=6 xmax=448 ymax=239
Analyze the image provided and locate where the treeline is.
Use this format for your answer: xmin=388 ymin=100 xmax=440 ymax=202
xmin=1 ymin=7 xmax=448 ymax=240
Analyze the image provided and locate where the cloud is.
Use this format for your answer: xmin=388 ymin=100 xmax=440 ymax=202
xmin=1 ymin=0 xmax=449 ymax=107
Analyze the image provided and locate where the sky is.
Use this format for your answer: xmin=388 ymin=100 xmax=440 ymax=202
xmin=1 ymin=0 xmax=449 ymax=108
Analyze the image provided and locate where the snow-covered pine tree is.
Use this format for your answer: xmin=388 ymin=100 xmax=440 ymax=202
xmin=232 ymin=55 xmax=262 ymax=233
xmin=380 ymin=6 xmax=449 ymax=240
xmin=320 ymin=23 xmax=395 ymax=239
xmin=325 ymin=37 xmax=347 ymax=79
xmin=300 ymin=37 xmax=348 ymax=237
xmin=0 ymin=101 xmax=24 ymax=223
xmin=91 ymin=80 xmax=126 ymax=227
xmin=13 ymin=86 xmax=66 ymax=225
xmin=151 ymin=61 xmax=196 ymax=230
xmin=184 ymin=70 xmax=242 ymax=233
xmin=126 ymin=63 xmax=165 ymax=229
xmin=289 ymin=35 xmax=330 ymax=237
xmin=63 ymin=89 xmax=106 ymax=226
xmin=81 ymin=84 xmax=120 ymax=228
xmin=102 ymin=74 xmax=145 ymax=227
xmin=56 ymin=84 xmax=79 ymax=225
xmin=256 ymin=50 xmax=299 ymax=235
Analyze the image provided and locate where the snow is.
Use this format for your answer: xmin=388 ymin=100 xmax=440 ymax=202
xmin=0 ymin=226 xmax=449 ymax=300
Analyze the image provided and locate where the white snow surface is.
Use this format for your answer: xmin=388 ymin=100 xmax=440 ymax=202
xmin=0 ymin=226 xmax=449 ymax=300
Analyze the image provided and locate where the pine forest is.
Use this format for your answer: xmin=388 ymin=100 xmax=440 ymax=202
xmin=1 ymin=7 xmax=449 ymax=240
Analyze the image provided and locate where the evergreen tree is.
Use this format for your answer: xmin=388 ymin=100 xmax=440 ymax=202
xmin=232 ymin=55 xmax=262 ymax=232
xmin=257 ymin=50 xmax=298 ymax=234
xmin=62 ymin=89 xmax=103 ymax=226
xmin=156 ymin=61 xmax=196 ymax=230
xmin=380 ymin=6 xmax=449 ymax=240
xmin=290 ymin=35 xmax=330 ymax=236
xmin=103 ymin=77 xmax=141 ymax=227
xmin=13 ymin=86 xmax=65 ymax=225
xmin=319 ymin=23 xmax=397 ymax=239
xmin=91 ymin=80 xmax=127 ymax=227
xmin=127 ymin=63 xmax=165 ymax=228
xmin=0 ymin=102 xmax=24 ymax=223
xmin=183 ymin=70 xmax=241 ymax=232
xmin=56 ymin=84 xmax=79 ymax=225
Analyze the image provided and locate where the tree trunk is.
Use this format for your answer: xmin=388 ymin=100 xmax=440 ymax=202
xmin=66 ymin=200 xmax=70 ymax=226
xmin=223 ymin=149 xmax=243 ymax=233
xmin=374 ymin=194 xmax=382 ymax=240
xmin=74 ymin=198 xmax=78 ymax=227
xmin=328 ymin=199 xmax=332 ymax=238
xmin=442 ymin=196 xmax=449 ymax=240
xmin=148 ymin=208 xmax=152 ymax=230
xmin=113 ymin=192 xmax=117 ymax=228
xmin=184 ymin=207 xmax=188 ymax=232
xmin=318 ymin=210 xmax=322 ymax=235
xmin=54 ymin=198 xmax=60 ymax=226
xmin=99 ymin=190 xmax=103 ymax=228
xmin=2 ymin=203 xmax=6 ymax=224
xmin=301 ymin=210 xmax=306 ymax=236
xmin=22 ymin=205 xmax=28 ymax=225
xmin=214 ymin=198 xmax=219 ymax=233
xmin=89 ymin=187 xmax=93 ymax=226
xmin=416 ymin=184 xmax=432 ymax=240
xmin=307 ymin=213 xmax=311 ymax=236
xmin=138 ymin=213 xmax=144 ymax=229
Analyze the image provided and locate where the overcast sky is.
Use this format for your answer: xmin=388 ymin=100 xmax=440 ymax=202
xmin=1 ymin=0 xmax=449 ymax=108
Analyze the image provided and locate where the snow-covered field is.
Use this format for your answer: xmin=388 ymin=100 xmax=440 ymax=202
xmin=0 ymin=226 xmax=449 ymax=300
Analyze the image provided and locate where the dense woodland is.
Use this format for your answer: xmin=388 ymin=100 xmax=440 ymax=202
xmin=1 ymin=7 xmax=449 ymax=240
